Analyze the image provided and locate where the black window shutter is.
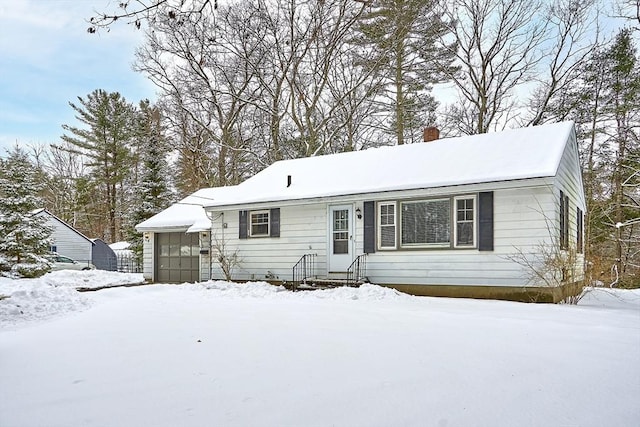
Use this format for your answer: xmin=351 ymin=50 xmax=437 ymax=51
xmin=270 ymin=208 xmax=280 ymax=237
xmin=577 ymin=208 xmax=583 ymax=253
xmin=239 ymin=210 xmax=248 ymax=239
xmin=564 ymin=194 xmax=570 ymax=250
xmin=478 ymin=192 xmax=494 ymax=251
xmin=559 ymin=191 xmax=566 ymax=249
xmin=363 ymin=201 xmax=375 ymax=253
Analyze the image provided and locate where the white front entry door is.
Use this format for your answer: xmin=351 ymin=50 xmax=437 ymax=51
xmin=328 ymin=205 xmax=353 ymax=272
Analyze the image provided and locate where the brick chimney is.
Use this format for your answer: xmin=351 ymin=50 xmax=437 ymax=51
xmin=423 ymin=126 xmax=440 ymax=142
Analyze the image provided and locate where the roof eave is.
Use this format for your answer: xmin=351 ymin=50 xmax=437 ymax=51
xmin=204 ymin=175 xmax=556 ymax=211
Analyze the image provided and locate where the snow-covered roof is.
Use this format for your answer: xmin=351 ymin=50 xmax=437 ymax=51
xmin=109 ymin=241 xmax=131 ymax=251
xmin=201 ymin=121 xmax=575 ymax=209
xmin=137 ymin=122 xmax=575 ymax=230
xmin=135 ymin=187 xmax=238 ymax=232
xmin=33 ymin=208 xmax=94 ymax=244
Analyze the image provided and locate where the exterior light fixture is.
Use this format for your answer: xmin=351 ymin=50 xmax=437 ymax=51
xmin=356 ymin=207 xmax=362 ymax=219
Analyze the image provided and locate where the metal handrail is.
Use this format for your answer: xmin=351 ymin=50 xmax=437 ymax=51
xmin=292 ymin=253 xmax=316 ymax=290
xmin=346 ymin=254 xmax=367 ymax=286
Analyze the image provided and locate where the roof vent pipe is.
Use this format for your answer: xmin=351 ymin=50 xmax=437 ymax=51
xmin=287 ymin=175 xmax=292 ymax=187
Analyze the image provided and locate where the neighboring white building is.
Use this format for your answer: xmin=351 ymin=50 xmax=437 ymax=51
xmin=34 ymin=209 xmax=93 ymax=263
xmin=137 ymin=121 xmax=586 ymax=302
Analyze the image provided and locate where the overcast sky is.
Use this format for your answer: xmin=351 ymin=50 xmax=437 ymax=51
xmin=0 ymin=0 xmax=156 ymax=156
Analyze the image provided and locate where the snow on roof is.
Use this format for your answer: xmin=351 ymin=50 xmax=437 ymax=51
xmin=109 ymin=241 xmax=131 ymax=251
xmin=135 ymin=186 xmax=238 ymax=232
xmin=202 ymin=121 xmax=575 ymax=208
xmin=33 ymin=208 xmax=94 ymax=243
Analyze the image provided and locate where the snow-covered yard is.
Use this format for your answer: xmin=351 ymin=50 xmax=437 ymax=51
xmin=1 ymin=272 xmax=639 ymax=427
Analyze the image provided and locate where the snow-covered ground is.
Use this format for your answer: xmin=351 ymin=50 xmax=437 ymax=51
xmin=1 ymin=271 xmax=639 ymax=427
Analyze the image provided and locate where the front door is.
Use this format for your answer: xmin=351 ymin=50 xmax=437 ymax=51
xmin=328 ymin=205 xmax=353 ymax=272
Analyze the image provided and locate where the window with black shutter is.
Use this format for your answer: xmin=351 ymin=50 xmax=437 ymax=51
xmin=240 ymin=208 xmax=281 ymax=238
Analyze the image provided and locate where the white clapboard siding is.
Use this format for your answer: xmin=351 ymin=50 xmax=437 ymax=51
xmin=142 ymin=232 xmax=154 ymax=281
xmin=38 ymin=211 xmax=93 ymax=262
xmin=208 ymin=204 xmax=328 ymax=282
xmin=359 ymin=186 xmax=556 ymax=287
xmin=206 ymin=184 xmax=561 ymax=287
xmin=553 ymin=130 xmax=586 ymax=278
xmin=199 ymin=232 xmax=211 ymax=282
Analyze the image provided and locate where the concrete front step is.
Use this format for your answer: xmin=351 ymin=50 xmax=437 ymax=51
xmin=295 ymin=278 xmax=364 ymax=290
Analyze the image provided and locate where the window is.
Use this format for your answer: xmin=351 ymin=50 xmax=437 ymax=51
xmin=577 ymin=207 xmax=584 ymax=254
xmin=240 ymin=208 xmax=280 ymax=239
xmin=378 ymin=202 xmax=396 ymax=249
xmin=454 ymin=196 xmax=476 ymax=247
xmin=332 ymin=209 xmax=349 ymax=254
xmin=371 ymin=193 xmax=489 ymax=251
xmin=250 ymin=210 xmax=270 ymax=237
xmin=401 ymin=199 xmax=450 ymax=247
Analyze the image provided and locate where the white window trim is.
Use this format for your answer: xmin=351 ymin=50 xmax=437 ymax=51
xmin=249 ymin=209 xmax=270 ymax=237
xmin=399 ymin=198 xmax=451 ymax=248
xmin=453 ymin=195 xmax=477 ymax=248
xmin=377 ymin=201 xmax=397 ymax=250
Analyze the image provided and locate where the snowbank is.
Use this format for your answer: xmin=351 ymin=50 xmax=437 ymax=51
xmin=3 ymin=272 xmax=640 ymax=330
xmin=0 ymin=270 xmax=144 ymax=327
xmin=580 ymin=286 xmax=640 ymax=310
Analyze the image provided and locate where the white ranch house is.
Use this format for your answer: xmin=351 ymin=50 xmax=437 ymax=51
xmin=137 ymin=121 xmax=586 ymax=302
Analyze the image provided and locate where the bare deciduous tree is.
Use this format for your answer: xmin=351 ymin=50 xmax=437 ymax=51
xmin=436 ymin=0 xmax=547 ymax=134
xmin=614 ymin=0 xmax=640 ymax=28
xmin=88 ymin=0 xmax=219 ymax=33
xmin=526 ymin=0 xmax=601 ymax=126
xmin=135 ymin=1 xmax=263 ymax=187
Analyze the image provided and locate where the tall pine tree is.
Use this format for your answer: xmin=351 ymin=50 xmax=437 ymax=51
xmin=61 ymin=89 xmax=137 ymax=242
xmin=602 ymin=29 xmax=640 ymax=285
xmin=356 ymin=0 xmax=455 ymax=144
xmin=0 ymin=146 xmax=52 ymax=277
xmin=548 ymin=29 xmax=640 ymax=286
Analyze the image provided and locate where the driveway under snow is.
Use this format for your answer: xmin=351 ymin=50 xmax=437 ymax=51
xmin=1 ymin=273 xmax=639 ymax=427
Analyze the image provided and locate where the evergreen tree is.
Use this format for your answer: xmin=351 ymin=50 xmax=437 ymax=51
xmin=61 ymin=89 xmax=137 ymax=242
xmin=549 ymin=29 xmax=640 ymax=286
xmin=125 ymin=100 xmax=174 ymax=259
xmin=0 ymin=146 xmax=52 ymax=277
xmin=601 ymin=29 xmax=640 ymax=285
xmin=356 ymin=0 xmax=455 ymax=144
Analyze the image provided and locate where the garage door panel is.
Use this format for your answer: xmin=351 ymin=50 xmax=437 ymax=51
xmin=168 ymin=258 xmax=180 ymax=269
xmin=191 ymin=258 xmax=200 ymax=269
xmin=169 ymin=270 xmax=181 ymax=283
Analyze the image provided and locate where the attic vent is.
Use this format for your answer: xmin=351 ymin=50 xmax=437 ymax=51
xmin=423 ymin=127 xmax=440 ymax=142
xmin=287 ymin=175 xmax=292 ymax=187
